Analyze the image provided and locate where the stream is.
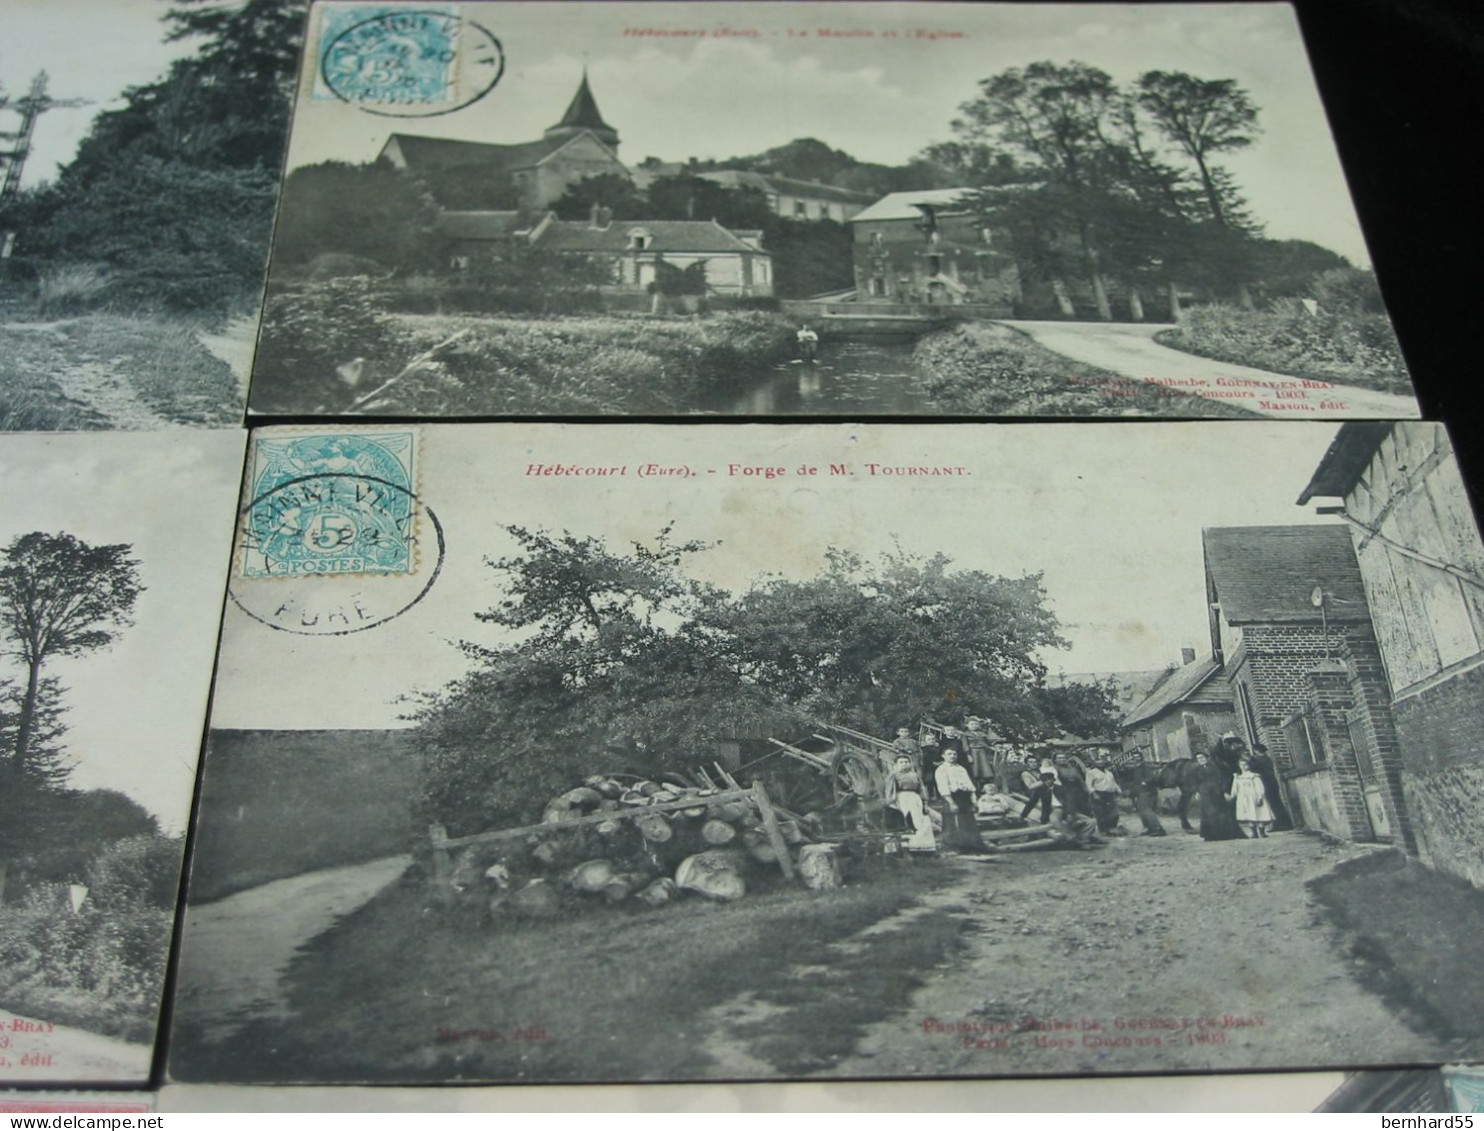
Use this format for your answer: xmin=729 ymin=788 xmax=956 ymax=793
xmin=705 ymin=337 xmax=933 ymax=415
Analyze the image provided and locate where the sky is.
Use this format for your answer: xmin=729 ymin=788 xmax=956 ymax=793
xmin=2 ymin=0 xmax=198 ymax=189
xmin=0 ymin=431 xmax=245 ymax=833
xmin=287 ymin=1 xmax=1374 ymax=265
xmin=210 ymin=420 xmax=1346 ymax=734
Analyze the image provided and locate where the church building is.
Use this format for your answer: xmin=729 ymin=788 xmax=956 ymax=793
xmin=377 ymin=72 xmax=631 ymax=211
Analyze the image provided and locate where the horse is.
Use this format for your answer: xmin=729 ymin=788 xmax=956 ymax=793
xmin=1114 ymin=757 xmax=1204 ymax=833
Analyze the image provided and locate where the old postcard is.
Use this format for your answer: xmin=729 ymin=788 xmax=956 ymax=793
xmin=169 ymin=420 xmax=1483 ymax=1085
xmin=0 ymin=430 xmax=246 ymax=1086
xmin=0 ymin=0 xmax=302 ymax=431
xmin=242 ymin=1 xmax=1421 ymax=420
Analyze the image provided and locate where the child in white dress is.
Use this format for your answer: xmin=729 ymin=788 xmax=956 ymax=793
xmin=1226 ymin=756 xmax=1274 ymax=838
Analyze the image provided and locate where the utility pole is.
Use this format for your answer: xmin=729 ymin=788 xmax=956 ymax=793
xmin=0 ymin=72 xmax=92 ymax=201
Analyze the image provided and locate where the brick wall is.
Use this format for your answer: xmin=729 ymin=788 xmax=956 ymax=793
xmin=1394 ymin=661 xmax=1484 ymax=886
xmin=1234 ymin=620 xmax=1412 ymax=848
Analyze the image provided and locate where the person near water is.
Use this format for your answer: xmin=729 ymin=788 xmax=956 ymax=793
xmin=1227 ymin=755 xmax=1275 ymax=838
xmin=795 ymin=324 xmax=819 ymax=361
xmin=885 ymin=753 xmax=936 ymax=853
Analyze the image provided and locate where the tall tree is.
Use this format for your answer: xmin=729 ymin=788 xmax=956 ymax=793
xmin=0 ymin=533 xmax=143 ymax=776
xmin=951 ymin=62 xmax=1127 ymax=319
xmin=1134 ymin=71 xmax=1260 ymax=232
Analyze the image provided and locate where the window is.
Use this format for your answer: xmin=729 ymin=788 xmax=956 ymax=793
xmin=449 ymin=254 xmax=470 ymax=271
xmin=794 ymin=201 xmax=807 ymax=217
xmin=627 ymin=228 xmax=651 ymax=250
xmin=870 ymin=231 xmax=884 ymax=247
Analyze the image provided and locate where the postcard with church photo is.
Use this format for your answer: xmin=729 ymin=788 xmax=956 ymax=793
xmin=168 ymin=419 xmax=1484 ymax=1086
xmin=242 ymin=1 xmax=1421 ymax=420
xmin=0 ymin=429 xmax=246 ymax=1086
xmin=0 ymin=0 xmax=303 ymax=432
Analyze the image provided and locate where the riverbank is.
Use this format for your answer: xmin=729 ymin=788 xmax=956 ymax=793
xmin=250 ymin=303 xmax=797 ymax=415
xmin=915 ymin=322 xmax=1258 ymax=418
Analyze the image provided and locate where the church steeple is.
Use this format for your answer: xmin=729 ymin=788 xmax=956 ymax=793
xmin=544 ymin=70 xmax=619 ymax=151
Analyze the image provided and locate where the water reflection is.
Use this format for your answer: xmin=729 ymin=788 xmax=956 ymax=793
xmin=707 ymin=338 xmax=933 ymax=415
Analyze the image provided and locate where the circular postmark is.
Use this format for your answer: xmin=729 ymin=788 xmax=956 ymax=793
xmin=318 ymin=8 xmax=504 ymax=119
xmin=230 ymin=471 xmax=445 ymax=636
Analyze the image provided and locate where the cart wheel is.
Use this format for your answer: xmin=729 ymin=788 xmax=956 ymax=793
xmin=831 ymin=749 xmax=886 ymax=828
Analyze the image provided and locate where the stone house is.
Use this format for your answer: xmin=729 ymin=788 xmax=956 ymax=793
xmin=847 ymin=189 xmax=1020 ymax=310
xmin=1121 ymin=652 xmax=1237 ymax=764
xmin=1202 ymin=525 xmax=1410 ymax=847
xmin=1298 ymin=422 xmax=1484 ymax=886
xmin=525 ymin=212 xmax=772 ymax=297
xmin=378 ymin=72 xmax=629 ymax=211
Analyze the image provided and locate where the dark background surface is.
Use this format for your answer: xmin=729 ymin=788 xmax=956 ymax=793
xmin=1292 ymin=0 xmax=1481 ymax=473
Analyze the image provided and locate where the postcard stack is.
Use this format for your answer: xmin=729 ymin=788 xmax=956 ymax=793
xmin=1 ymin=0 xmax=1479 ymax=1115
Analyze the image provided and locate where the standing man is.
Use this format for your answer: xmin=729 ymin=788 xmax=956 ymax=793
xmin=795 ymin=324 xmax=820 ymax=362
xmin=934 ymin=748 xmax=989 ymax=853
xmin=1086 ymin=756 xmax=1124 ymax=835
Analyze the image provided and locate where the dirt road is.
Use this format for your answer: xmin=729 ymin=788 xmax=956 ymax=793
xmin=1003 ymin=320 xmax=1421 ymax=420
xmin=173 ymin=855 xmax=411 ymax=1045
xmin=700 ymin=828 xmax=1455 ymax=1078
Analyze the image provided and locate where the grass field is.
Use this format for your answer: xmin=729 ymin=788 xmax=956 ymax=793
xmin=916 ymin=322 xmax=1258 ymax=418
xmin=170 ymin=858 xmax=970 ymax=1084
xmin=0 ymin=313 xmax=243 ymax=429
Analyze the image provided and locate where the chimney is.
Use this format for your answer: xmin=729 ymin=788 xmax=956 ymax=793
xmin=1180 ymin=646 xmax=1197 ymax=665
xmin=589 ymin=202 xmax=612 ymax=230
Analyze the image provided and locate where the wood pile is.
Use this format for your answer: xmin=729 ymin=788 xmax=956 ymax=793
xmin=434 ymin=776 xmax=829 ymax=921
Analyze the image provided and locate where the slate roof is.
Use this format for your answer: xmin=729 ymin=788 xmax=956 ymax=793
xmin=554 ymin=71 xmax=615 ymax=135
xmin=435 ymin=211 xmax=523 ymax=240
xmin=531 ymin=218 xmax=764 ymax=254
xmin=850 ymin=185 xmax=1025 ymax=223
xmin=1202 ymin=525 xmax=1370 ymax=625
xmin=1122 ymin=657 xmax=1232 ymax=728
xmin=1296 ymin=423 xmax=1393 ymax=504
xmin=383 ymin=133 xmax=566 ymax=171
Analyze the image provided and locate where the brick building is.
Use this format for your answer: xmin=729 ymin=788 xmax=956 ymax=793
xmin=1298 ymin=422 xmax=1484 ymax=886
xmin=1203 ymin=525 xmax=1410 ymax=847
xmin=847 ymin=189 xmax=1020 ymax=311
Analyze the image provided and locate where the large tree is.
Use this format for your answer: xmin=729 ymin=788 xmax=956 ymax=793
xmin=411 ymin=527 xmax=1088 ymax=833
xmin=0 ymin=533 xmax=143 ymax=778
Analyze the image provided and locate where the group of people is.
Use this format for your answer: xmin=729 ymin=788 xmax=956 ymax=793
xmin=878 ymin=719 xmax=1297 ymax=856
xmin=880 ymin=721 xmax=1123 ymax=856
xmin=1197 ymin=732 xmax=1292 ymax=841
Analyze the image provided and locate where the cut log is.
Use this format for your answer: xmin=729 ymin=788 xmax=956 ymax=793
xmin=636 ymin=813 xmax=674 ymax=842
xmin=507 ymin=879 xmax=562 ymax=918
xmin=568 ymin=859 xmax=620 ymax=894
xmin=634 ymin=877 xmax=677 ymax=908
xmin=701 ymin=819 xmax=738 ymax=846
xmin=675 ymin=850 xmax=748 ymax=902
xmin=742 ymin=828 xmax=778 ymax=864
xmin=560 ymin=787 xmax=603 ymax=810
xmin=798 ymin=844 xmax=842 ymax=891
xmin=595 ymin=819 xmax=622 ymax=838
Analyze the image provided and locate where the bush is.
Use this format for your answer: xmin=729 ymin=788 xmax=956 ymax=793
xmin=35 ymin=263 xmax=110 ymax=317
xmin=0 ymin=885 xmax=172 ymax=1042
xmin=251 ymin=279 xmax=406 ymax=411
xmin=1159 ymin=298 xmax=1411 ymax=394
xmin=85 ymin=835 xmax=183 ymax=912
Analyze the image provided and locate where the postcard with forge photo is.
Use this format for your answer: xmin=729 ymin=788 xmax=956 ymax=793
xmin=168 ymin=420 xmax=1484 ymax=1085
xmin=241 ymin=1 xmax=1423 ymax=421
xmin=0 ymin=430 xmax=247 ymax=1086
xmin=0 ymin=0 xmax=303 ymax=432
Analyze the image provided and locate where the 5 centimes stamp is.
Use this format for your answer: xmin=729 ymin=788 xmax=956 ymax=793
xmin=231 ymin=429 xmax=446 ymax=636
xmin=314 ymin=3 xmax=504 ymax=118
xmin=243 ymin=431 xmax=418 ymax=578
